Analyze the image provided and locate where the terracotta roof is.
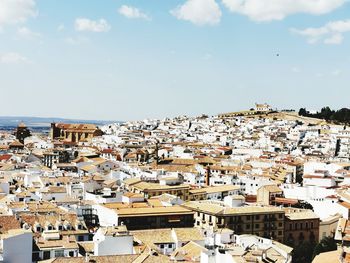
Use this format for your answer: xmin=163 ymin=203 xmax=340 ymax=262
xmin=0 ymin=215 xmax=21 ymax=234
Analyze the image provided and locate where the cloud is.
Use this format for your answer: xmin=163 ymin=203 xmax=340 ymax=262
xmin=0 ymin=52 xmax=28 ymax=64
xmin=57 ymin=24 xmax=65 ymax=32
xmin=291 ymin=19 xmax=350 ymax=44
xmin=291 ymin=67 xmax=301 ymax=73
xmin=171 ymin=0 xmax=222 ymax=26
xmin=64 ymin=36 xmax=89 ymax=45
xmin=75 ymin=18 xmax=111 ymax=32
xmin=203 ymin=53 xmax=213 ymax=60
xmin=331 ymin=69 xmax=341 ymax=76
xmin=222 ymin=0 xmax=345 ymax=22
xmin=0 ymin=0 xmax=37 ymax=29
xmin=118 ymin=5 xmax=150 ymax=20
xmin=17 ymin=26 xmax=40 ymax=39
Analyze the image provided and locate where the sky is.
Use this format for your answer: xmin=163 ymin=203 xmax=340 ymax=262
xmin=0 ymin=0 xmax=350 ymax=121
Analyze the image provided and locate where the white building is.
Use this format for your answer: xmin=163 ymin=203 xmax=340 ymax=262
xmin=0 ymin=229 xmax=32 ymax=263
xmin=93 ymin=226 xmax=133 ymax=256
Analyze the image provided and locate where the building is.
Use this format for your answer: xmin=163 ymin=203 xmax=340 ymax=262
xmin=32 ymin=231 xmax=79 ymax=261
xmin=257 ymin=184 xmax=283 ymax=205
xmin=93 ymin=226 xmax=133 ymax=256
xmin=255 ymin=103 xmax=273 ymax=112
xmin=50 ymin=123 xmax=104 ymax=143
xmin=15 ymin=122 xmax=31 ymax=144
xmin=95 ymin=203 xmax=195 ymax=230
xmin=201 ymin=233 xmax=293 ymax=263
xmin=0 ymin=229 xmax=33 ymax=263
xmin=124 ymin=179 xmax=191 ymax=201
xmin=117 ymin=206 xmax=194 ymax=230
xmin=182 ymin=201 xmax=285 ymax=243
xmin=284 ymin=208 xmax=320 ymax=246
xmin=43 ymin=149 xmax=70 ymax=168
xmin=189 ymin=185 xmax=240 ymax=201
xmin=319 ymin=213 xmax=342 ymax=241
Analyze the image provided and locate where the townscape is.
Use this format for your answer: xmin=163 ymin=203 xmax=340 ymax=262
xmin=0 ymin=103 xmax=349 ymax=263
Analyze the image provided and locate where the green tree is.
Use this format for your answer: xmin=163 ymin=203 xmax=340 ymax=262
xmin=293 ymin=201 xmax=314 ymax=211
xmin=292 ymin=241 xmax=316 ymax=263
xmin=312 ymin=236 xmax=337 ymax=259
xmin=298 ymin=108 xmax=307 ymax=116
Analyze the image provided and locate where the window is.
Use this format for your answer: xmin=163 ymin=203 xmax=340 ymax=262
xmin=246 ymin=215 xmax=251 ymax=220
xmin=68 ymin=251 xmax=75 ymax=257
xmin=246 ymin=224 xmax=251 ymax=229
xmin=54 ymin=250 xmax=64 ymax=257
xmin=255 ymin=215 xmax=260 ymax=220
xmin=160 ymin=244 xmax=164 ymax=249
xmin=43 ymin=251 xmax=50 ymax=260
xmin=255 ymin=224 xmax=260 ymax=229
xmin=168 ymin=244 xmax=173 ymax=248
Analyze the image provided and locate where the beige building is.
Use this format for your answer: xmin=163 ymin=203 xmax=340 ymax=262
xmin=50 ymin=123 xmax=103 ymax=143
xmin=319 ymin=213 xmax=342 ymax=241
xmin=124 ymin=179 xmax=191 ymax=200
xmin=284 ymin=208 xmax=320 ymax=246
xmin=182 ymin=201 xmax=285 ymax=243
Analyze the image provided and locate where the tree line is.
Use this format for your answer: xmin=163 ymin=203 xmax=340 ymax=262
xmin=298 ymin=107 xmax=350 ymax=124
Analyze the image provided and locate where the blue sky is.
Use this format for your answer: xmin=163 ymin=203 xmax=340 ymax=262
xmin=0 ymin=0 xmax=350 ymax=121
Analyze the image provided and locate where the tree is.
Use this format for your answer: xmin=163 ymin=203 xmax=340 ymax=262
xmin=298 ymin=108 xmax=307 ymax=116
xmin=320 ymin=107 xmax=334 ymax=120
xmin=312 ymin=236 xmax=337 ymax=259
xmin=299 ymin=107 xmax=350 ymax=124
xmin=292 ymin=241 xmax=316 ymax=263
xmin=293 ymin=201 xmax=314 ymax=211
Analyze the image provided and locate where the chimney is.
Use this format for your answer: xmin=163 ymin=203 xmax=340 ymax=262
xmin=206 ymin=166 xmax=211 ymax=186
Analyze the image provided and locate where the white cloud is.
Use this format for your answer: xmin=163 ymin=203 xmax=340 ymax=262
xmin=291 ymin=67 xmax=301 ymax=73
xmin=203 ymin=53 xmax=213 ymax=60
xmin=75 ymin=18 xmax=111 ymax=32
xmin=64 ymin=36 xmax=89 ymax=45
xmin=0 ymin=0 xmax=37 ymax=29
xmin=57 ymin=24 xmax=65 ymax=32
xmin=291 ymin=19 xmax=350 ymax=45
xmin=324 ymin=33 xmax=343 ymax=44
xmin=17 ymin=26 xmax=40 ymax=39
xmin=0 ymin=52 xmax=28 ymax=64
xmin=222 ymin=0 xmax=345 ymax=22
xmin=171 ymin=0 xmax=222 ymax=26
xmin=118 ymin=5 xmax=150 ymax=20
xmin=331 ymin=69 xmax=341 ymax=76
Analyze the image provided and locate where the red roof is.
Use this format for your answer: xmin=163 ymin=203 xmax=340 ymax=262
xmin=0 ymin=154 xmax=12 ymax=161
xmin=101 ymin=149 xmax=113 ymax=154
xmin=274 ymin=197 xmax=299 ymax=205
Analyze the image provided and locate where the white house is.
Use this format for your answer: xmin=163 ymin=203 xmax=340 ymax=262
xmin=0 ymin=229 xmax=32 ymax=263
xmin=93 ymin=226 xmax=133 ymax=256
